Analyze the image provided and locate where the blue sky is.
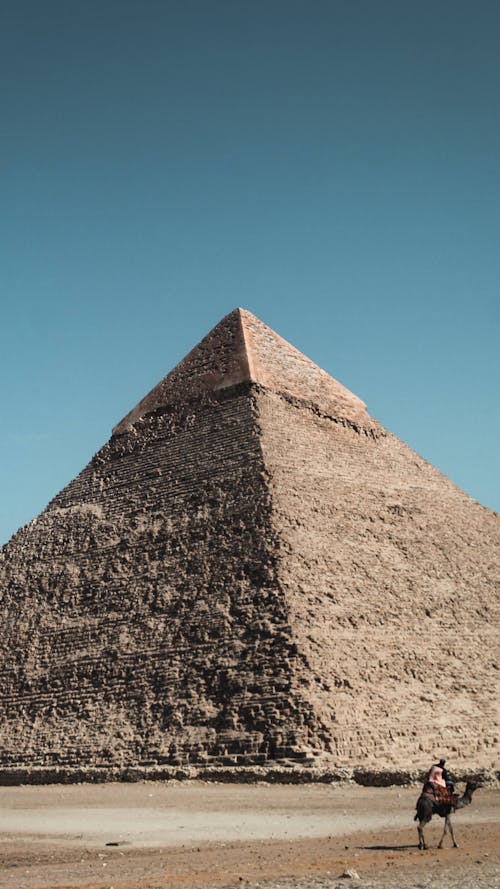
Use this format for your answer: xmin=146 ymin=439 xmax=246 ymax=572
xmin=1 ymin=0 xmax=499 ymax=545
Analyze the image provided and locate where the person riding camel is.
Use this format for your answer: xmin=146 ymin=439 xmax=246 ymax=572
xmin=426 ymin=758 xmax=455 ymax=800
xmin=428 ymin=757 xmax=447 ymax=787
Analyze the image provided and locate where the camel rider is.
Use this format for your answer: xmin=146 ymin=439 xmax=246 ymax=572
xmin=428 ymin=758 xmax=455 ymax=795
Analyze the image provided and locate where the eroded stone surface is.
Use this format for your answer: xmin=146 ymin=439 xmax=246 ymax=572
xmin=256 ymin=388 xmax=499 ymax=769
xmin=0 ymin=309 xmax=498 ymax=773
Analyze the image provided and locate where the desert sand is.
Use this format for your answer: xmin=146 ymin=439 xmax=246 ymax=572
xmin=0 ymin=781 xmax=498 ymax=889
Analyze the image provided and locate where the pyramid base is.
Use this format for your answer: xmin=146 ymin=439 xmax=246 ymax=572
xmin=0 ymin=762 xmax=496 ymax=787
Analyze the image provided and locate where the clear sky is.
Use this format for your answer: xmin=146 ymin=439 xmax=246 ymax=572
xmin=1 ymin=0 xmax=499 ymax=545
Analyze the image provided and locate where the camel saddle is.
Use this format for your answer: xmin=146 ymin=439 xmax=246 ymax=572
xmin=422 ymin=783 xmax=459 ymax=807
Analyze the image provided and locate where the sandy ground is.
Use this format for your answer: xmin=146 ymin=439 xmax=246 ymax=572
xmin=0 ymin=782 xmax=498 ymax=889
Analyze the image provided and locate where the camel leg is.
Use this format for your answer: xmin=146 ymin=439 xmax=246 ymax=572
xmin=448 ymin=817 xmax=459 ymax=848
xmin=417 ymin=823 xmax=428 ymax=850
xmin=437 ymin=817 xmax=448 ymax=849
xmin=438 ymin=816 xmax=458 ymax=849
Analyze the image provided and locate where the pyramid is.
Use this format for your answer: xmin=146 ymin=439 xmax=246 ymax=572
xmin=0 ymin=308 xmax=498 ymax=774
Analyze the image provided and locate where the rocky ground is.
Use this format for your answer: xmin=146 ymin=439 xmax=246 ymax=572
xmin=0 ymin=782 xmax=497 ymax=889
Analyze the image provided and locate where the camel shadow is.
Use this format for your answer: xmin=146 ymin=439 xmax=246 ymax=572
xmin=358 ymin=844 xmax=415 ymax=852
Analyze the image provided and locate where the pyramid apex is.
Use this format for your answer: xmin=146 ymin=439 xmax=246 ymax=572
xmin=113 ymin=309 xmax=377 ymax=435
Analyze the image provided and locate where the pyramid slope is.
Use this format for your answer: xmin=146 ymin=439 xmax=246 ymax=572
xmin=0 ymin=386 xmax=326 ymax=768
xmin=113 ymin=308 xmax=376 ymax=435
xmin=0 ymin=309 xmax=498 ymax=774
xmin=240 ymin=309 xmax=373 ymax=430
xmin=257 ymin=388 xmax=500 ymax=769
xmin=113 ymin=308 xmax=250 ymax=434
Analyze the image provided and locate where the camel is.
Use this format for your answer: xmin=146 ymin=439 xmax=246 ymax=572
xmin=414 ymin=781 xmax=480 ymax=850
